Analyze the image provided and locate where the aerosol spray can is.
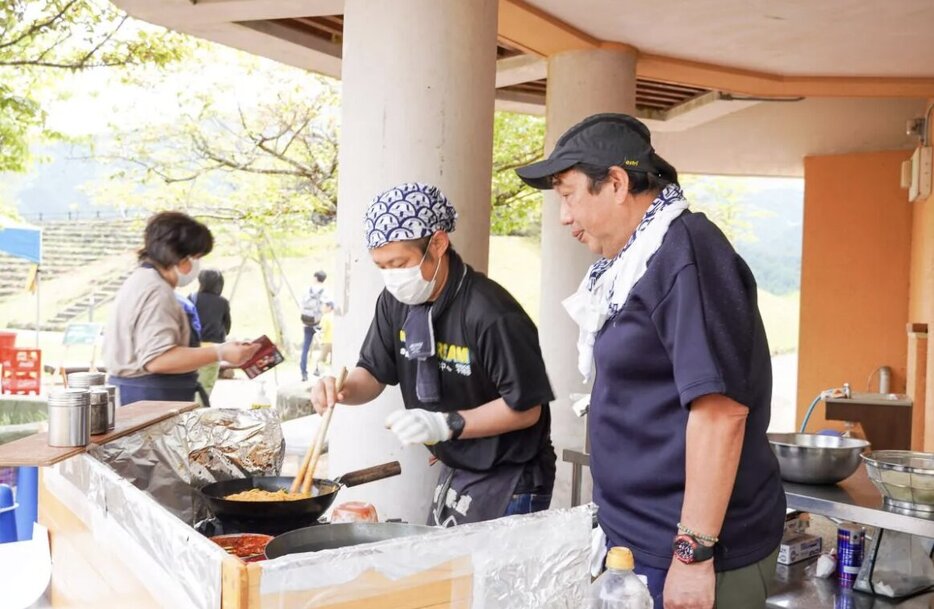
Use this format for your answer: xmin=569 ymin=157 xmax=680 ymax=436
xmin=836 ymin=523 xmax=865 ymax=587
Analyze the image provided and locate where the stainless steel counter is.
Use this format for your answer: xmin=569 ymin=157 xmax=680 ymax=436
xmin=768 ymin=558 xmax=934 ymax=608
xmin=561 ymin=449 xmax=934 ymax=607
xmin=565 ymin=446 xmax=934 ymax=538
xmin=785 ymin=468 xmax=934 ymax=538
xmin=825 ymin=392 xmax=913 ymax=408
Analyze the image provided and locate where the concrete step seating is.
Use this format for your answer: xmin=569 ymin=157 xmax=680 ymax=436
xmin=0 ymin=220 xmax=141 ymax=329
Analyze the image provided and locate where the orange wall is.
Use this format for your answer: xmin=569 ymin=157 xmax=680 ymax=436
xmin=797 ymin=151 xmax=913 ymax=430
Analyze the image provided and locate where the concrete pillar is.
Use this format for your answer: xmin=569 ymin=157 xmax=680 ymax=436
xmin=540 ymin=47 xmax=638 ymax=508
xmin=330 ymin=0 xmax=498 ymax=522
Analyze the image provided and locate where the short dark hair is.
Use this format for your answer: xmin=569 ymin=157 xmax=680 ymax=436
xmin=198 ymin=268 xmax=224 ymax=294
xmin=575 ymin=163 xmax=674 ymax=196
xmin=314 ymin=270 xmax=327 ymax=282
xmin=137 ymin=211 xmax=214 ymax=267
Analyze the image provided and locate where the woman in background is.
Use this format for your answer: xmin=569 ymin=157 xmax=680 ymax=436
xmin=104 ymin=212 xmax=257 ymax=405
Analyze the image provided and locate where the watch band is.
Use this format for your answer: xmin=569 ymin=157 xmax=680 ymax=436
xmin=672 ymin=534 xmax=715 ymax=564
xmin=446 ymin=411 xmax=466 ymax=440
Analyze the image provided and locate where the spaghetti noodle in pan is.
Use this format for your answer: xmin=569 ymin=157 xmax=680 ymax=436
xmin=224 ymin=488 xmax=311 ymax=502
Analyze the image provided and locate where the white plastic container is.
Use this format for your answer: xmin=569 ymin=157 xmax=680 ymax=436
xmin=590 ymin=546 xmax=653 ymax=609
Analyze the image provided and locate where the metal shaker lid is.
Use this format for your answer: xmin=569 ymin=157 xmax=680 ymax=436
xmin=49 ymin=388 xmax=90 ymax=407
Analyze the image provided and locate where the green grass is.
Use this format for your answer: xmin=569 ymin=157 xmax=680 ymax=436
xmin=488 ymin=235 xmax=542 ymax=325
xmin=1 ymin=232 xmax=800 ymax=377
xmin=758 ymin=290 xmax=800 ymax=355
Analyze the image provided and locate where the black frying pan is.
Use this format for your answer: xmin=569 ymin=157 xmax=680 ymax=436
xmin=265 ymin=522 xmax=438 ymax=558
xmin=199 ymin=461 xmax=401 ymax=523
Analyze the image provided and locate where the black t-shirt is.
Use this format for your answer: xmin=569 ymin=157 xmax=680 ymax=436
xmin=357 ymin=259 xmax=556 ymax=485
xmin=590 ymin=211 xmax=785 ymax=572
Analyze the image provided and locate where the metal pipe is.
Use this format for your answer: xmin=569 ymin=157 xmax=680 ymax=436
xmin=879 ymin=366 xmax=892 ymax=394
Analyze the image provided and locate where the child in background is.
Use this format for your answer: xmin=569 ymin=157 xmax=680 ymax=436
xmin=313 ymin=301 xmax=334 ymax=377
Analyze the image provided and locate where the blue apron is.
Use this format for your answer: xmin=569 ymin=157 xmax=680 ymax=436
xmin=107 ymin=372 xmax=204 ymax=406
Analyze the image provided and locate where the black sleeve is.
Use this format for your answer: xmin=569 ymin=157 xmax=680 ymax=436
xmin=356 ymin=292 xmax=400 ymax=386
xmin=650 ymin=257 xmax=760 ymax=409
xmin=475 ymin=312 xmax=555 ymax=411
xmin=222 ymin=300 xmax=232 ymax=334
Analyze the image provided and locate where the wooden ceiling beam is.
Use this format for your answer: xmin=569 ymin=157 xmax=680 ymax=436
xmin=495 ymin=0 xmax=934 ymax=98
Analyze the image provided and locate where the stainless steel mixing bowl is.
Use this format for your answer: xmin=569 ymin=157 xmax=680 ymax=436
xmin=768 ymin=433 xmax=870 ymax=485
xmin=862 ymin=450 xmax=934 ymax=512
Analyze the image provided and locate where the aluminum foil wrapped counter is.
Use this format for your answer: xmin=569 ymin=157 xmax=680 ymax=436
xmin=46 ymin=454 xmax=227 ymax=609
xmin=90 ymin=408 xmax=285 ymax=524
xmin=260 ymin=505 xmax=593 ymax=608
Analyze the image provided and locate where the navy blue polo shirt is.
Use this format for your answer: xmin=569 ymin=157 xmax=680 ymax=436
xmin=590 ymin=210 xmax=785 ymax=572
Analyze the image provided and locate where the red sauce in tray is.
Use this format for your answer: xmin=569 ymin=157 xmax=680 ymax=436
xmin=210 ymin=533 xmax=274 ymax=562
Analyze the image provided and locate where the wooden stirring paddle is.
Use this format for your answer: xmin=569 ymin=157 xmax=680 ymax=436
xmin=291 ymin=366 xmax=348 ymax=495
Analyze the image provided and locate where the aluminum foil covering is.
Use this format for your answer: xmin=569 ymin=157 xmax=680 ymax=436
xmin=259 ymin=504 xmax=593 ymax=609
xmin=89 ymin=408 xmax=285 ymax=524
xmin=46 ymin=454 xmax=226 ymax=609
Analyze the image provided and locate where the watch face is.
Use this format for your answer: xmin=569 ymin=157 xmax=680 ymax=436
xmin=673 ymin=536 xmax=697 ymax=563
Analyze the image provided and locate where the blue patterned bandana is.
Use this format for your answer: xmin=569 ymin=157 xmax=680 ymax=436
xmin=364 ymin=182 xmax=458 ymax=249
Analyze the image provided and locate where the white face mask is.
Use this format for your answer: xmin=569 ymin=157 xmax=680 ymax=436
xmin=175 ymin=257 xmax=201 ymax=288
xmin=381 ymin=243 xmax=440 ymax=305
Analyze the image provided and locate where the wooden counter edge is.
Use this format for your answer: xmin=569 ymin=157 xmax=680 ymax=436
xmin=0 ymin=400 xmax=199 ymax=467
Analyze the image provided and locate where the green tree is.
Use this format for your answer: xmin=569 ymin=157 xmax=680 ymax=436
xmin=681 ymin=174 xmax=760 ymax=244
xmin=0 ymin=0 xmax=187 ymax=172
xmin=88 ymin=46 xmax=340 ymax=233
xmin=490 ymin=112 xmax=545 ymax=236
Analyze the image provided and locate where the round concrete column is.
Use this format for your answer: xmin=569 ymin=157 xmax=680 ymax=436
xmin=329 ymin=0 xmax=498 ymax=522
xmin=540 ymin=47 xmax=637 ymax=508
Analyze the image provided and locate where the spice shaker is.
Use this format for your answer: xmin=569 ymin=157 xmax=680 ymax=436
xmin=103 ymin=384 xmax=118 ymax=430
xmin=88 ymin=387 xmax=110 ymax=435
xmin=67 ymin=371 xmax=106 ymax=389
xmin=47 ymin=388 xmax=90 ymax=448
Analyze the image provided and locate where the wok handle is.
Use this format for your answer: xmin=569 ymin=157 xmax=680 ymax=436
xmin=338 ymin=461 xmax=402 ymax=488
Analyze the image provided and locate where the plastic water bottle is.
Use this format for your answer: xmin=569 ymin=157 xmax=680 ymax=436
xmin=590 ymin=546 xmax=653 ymax=609
xmin=250 ymin=381 xmax=272 ymax=410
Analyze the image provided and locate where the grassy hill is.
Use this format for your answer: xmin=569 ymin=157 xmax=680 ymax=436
xmin=0 ymin=229 xmax=800 ymax=366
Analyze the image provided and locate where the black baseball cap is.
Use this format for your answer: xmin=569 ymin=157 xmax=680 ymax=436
xmin=516 ymin=113 xmax=677 ymax=190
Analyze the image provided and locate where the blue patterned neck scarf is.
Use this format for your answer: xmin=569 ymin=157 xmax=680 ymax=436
xmin=586 ymin=183 xmax=687 ymax=315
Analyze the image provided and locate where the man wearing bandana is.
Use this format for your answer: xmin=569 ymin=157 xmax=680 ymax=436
xmin=517 ymin=114 xmax=784 ymax=609
xmin=311 ymin=182 xmax=556 ymax=526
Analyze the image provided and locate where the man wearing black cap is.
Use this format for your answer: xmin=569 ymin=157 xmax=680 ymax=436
xmin=517 ymin=114 xmax=784 ymax=609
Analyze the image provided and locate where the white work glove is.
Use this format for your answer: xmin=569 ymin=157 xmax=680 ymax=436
xmin=590 ymin=523 xmax=608 ymax=578
xmin=385 ymin=409 xmax=452 ymax=446
xmin=570 ymin=393 xmax=591 ymax=418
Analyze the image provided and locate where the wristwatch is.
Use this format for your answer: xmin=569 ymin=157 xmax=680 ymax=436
xmin=672 ymin=534 xmax=715 ymax=564
xmin=446 ymin=411 xmax=466 ymax=440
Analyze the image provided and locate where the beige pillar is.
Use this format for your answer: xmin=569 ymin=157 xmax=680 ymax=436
xmin=330 ymin=0 xmax=497 ymax=522
xmin=907 ymin=323 xmax=928 ymax=451
xmin=540 ymin=47 xmax=638 ymax=507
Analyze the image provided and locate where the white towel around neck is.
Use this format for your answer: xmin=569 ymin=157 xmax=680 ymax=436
xmin=562 ymin=184 xmax=690 ymax=381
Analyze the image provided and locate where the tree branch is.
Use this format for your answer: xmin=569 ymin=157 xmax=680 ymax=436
xmin=0 ymin=0 xmax=80 ymax=52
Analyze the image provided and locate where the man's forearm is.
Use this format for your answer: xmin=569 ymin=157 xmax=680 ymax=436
xmin=680 ymin=394 xmax=748 ymax=540
xmin=459 ymin=398 xmax=541 ymax=440
xmin=340 ymin=366 xmax=386 ymax=405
